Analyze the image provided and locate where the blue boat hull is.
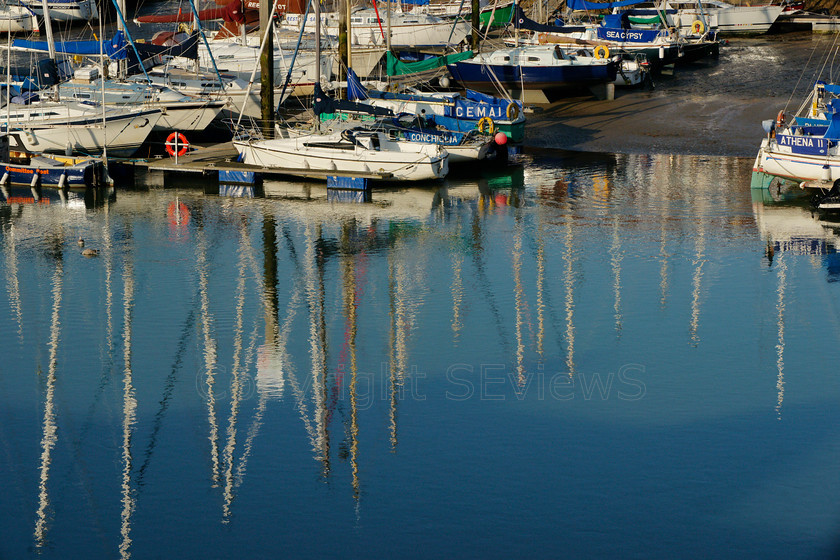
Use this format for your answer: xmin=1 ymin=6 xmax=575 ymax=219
xmin=447 ymin=60 xmax=617 ymax=92
xmin=2 ymin=159 xmax=98 ymax=188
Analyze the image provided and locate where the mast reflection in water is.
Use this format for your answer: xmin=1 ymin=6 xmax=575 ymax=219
xmin=2 ymin=153 xmax=840 ymax=559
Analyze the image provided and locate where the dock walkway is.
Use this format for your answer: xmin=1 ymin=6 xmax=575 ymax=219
xmin=118 ymin=141 xmax=393 ymax=181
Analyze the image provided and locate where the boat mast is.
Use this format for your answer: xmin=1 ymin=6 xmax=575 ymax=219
xmin=115 ymin=0 xmax=127 ymax=78
xmin=513 ymin=0 xmax=518 ymax=45
xmin=339 ymin=0 xmax=349 ymax=97
xmin=39 ymin=0 xmax=56 ymax=61
xmin=315 ymin=0 xmax=321 ymax=88
xmin=470 ymin=0 xmax=479 ymax=51
xmin=260 ymin=0 xmax=275 ymax=137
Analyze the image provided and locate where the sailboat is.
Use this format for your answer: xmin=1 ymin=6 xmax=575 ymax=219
xmin=18 ymin=0 xmax=98 ymax=23
xmin=753 ymin=81 xmax=840 ymax=208
xmin=134 ymin=2 xmax=332 ymax=98
xmin=11 ymin=21 xmax=228 ymax=132
xmin=310 ymin=84 xmax=499 ymax=164
xmin=344 ymin=69 xmax=527 ymax=143
xmin=233 ymin=126 xmax=450 ymax=181
xmin=2 ymin=3 xmax=163 ymax=157
xmin=279 ymin=8 xmax=471 ymax=49
xmin=0 ymin=4 xmax=39 ymax=33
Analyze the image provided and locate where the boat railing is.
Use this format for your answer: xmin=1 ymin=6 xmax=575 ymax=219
xmin=225 ymin=117 xmax=266 ymax=142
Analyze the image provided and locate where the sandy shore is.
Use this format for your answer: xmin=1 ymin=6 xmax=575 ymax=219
xmin=522 ymin=90 xmax=772 ymax=158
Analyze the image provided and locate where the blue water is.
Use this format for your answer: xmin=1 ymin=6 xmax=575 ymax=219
xmin=2 ymin=151 xmax=840 ymax=559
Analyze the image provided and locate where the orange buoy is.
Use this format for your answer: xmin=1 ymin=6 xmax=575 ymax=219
xmin=165 ymin=132 xmax=189 ymax=157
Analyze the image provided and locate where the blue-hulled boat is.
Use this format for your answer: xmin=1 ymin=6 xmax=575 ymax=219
xmin=446 ymin=44 xmax=617 ymax=100
xmin=345 ymin=69 xmax=526 ymax=142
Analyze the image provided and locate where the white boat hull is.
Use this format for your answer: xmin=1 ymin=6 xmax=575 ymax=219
xmin=281 ymin=11 xmax=470 ymax=48
xmin=0 ymin=8 xmax=37 ymax=32
xmin=20 ymin=0 xmax=98 ymax=22
xmin=156 ymin=101 xmax=227 ymax=131
xmin=754 ymin=137 xmax=839 ymax=185
xmin=669 ymin=4 xmax=783 ymax=34
xmin=234 ymin=133 xmax=449 ymax=181
xmin=2 ymin=108 xmax=162 ymax=157
xmin=194 ymin=43 xmax=332 ymax=94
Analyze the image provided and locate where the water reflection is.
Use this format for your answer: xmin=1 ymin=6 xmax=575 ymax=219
xmin=750 ymin=191 xmax=840 ymax=419
xmin=6 ymin=152 xmax=840 ymax=558
xmin=34 ymin=257 xmax=62 ymax=550
xmin=119 ymin=252 xmax=136 ymax=560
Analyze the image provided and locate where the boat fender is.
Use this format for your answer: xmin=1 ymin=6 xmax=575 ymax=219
xmin=58 ymin=173 xmax=67 ymax=190
xmin=506 ymin=102 xmax=520 ymax=121
xmin=30 ymin=172 xmax=39 ymax=188
xmin=477 ymin=116 xmax=495 ymax=134
xmin=776 ymin=110 xmax=785 ymax=128
xmin=691 ymin=20 xmax=704 ymax=34
xmin=0 ymin=172 xmax=8 ymax=186
xmin=594 ymin=45 xmax=609 ymax=59
xmin=165 ymin=132 xmax=189 ymax=157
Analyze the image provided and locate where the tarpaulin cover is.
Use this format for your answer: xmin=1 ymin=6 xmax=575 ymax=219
xmin=386 ymin=50 xmax=473 ymax=76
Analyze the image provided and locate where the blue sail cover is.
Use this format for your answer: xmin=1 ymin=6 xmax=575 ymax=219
xmin=401 ymin=0 xmax=430 ymax=4
xmin=12 ymin=31 xmax=199 ymax=76
xmin=347 ymin=68 xmax=368 ymax=101
xmin=566 ymin=0 xmax=647 ymax=11
xmin=513 ymin=5 xmax=585 ymax=33
xmin=14 ymin=31 xmax=128 ymax=59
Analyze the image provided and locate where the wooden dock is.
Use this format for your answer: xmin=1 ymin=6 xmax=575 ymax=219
xmin=116 ymin=142 xmax=394 ymax=181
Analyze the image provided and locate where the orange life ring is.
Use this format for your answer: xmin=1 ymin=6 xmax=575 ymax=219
xmin=165 ymin=132 xmax=189 ymax=157
xmin=776 ymin=110 xmax=785 ymax=127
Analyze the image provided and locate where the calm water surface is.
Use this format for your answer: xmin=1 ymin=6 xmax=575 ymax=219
xmin=2 ymin=152 xmax=840 ymax=559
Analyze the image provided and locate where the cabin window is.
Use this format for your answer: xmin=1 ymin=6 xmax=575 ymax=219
xmin=503 ymin=56 xmax=510 ymax=61
xmin=528 ymin=56 xmax=540 ymax=62
xmin=75 ymin=93 xmax=91 ymax=99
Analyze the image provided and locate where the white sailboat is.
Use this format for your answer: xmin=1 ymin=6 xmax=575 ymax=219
xmin=19 ymin=0 xmax=98 ymax=23
xmin=58 ymin=66 xmax=226 ymax=132
xmin=1 ymin=98 xmax=162 ymax=156
xmin=0 ymin=0 xmax=162 ymax=156
xmin=0 ymin=4 xmax=38 ymax=33
xmin=280 ymin=9 xmax=470 ymax=49
xmin=657 ymin=0 xmax=784 ymax=34
xmin=234 ymin=127 xmax=449 ymax=181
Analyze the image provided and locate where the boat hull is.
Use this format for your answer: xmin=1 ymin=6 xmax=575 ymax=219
xmin=233 ymin=137 xmax=448 ymax=182
xmin=2 ymin=159 xmax=99 ymax=188
xmin=754 ymin=138 xmax=839 ymax=184
xmin=447 ymin=59 xmax=617 ymax=92
xmin=2 ymin=109 xmax=162 ymax=157
xmin=20 ymin=0 xmax=98 ymax=21
xmin=156 ymin=101 xmax=227 ymax=132
xmin=672 ymin=5 xmax=784 ymax=34
xmin=0 ymin=10 xmax=36 ymax=32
